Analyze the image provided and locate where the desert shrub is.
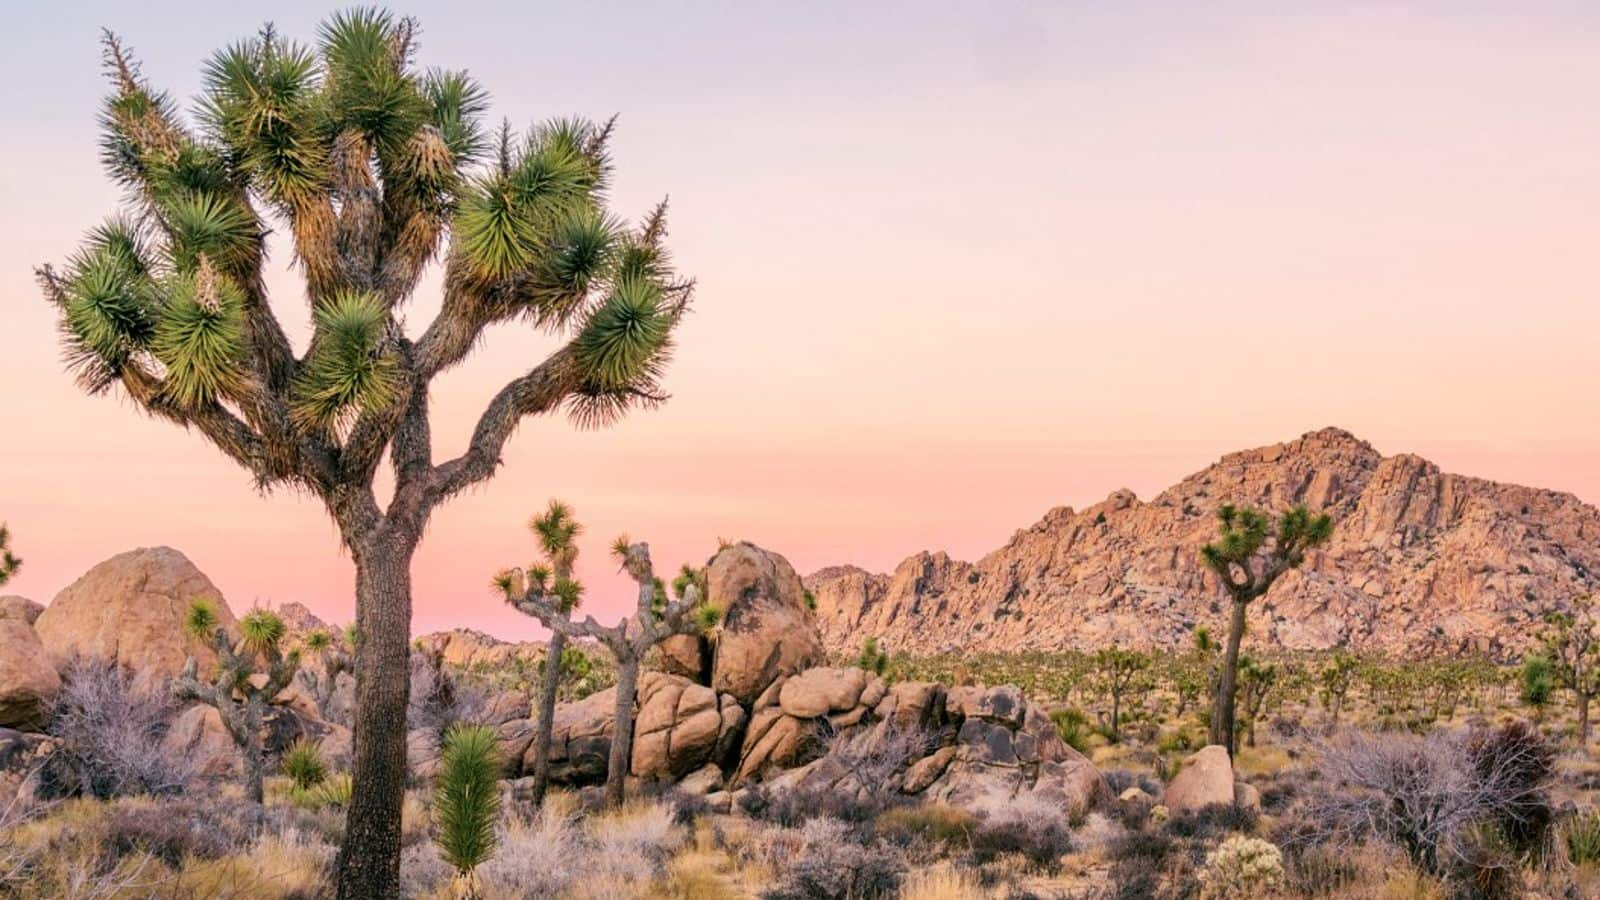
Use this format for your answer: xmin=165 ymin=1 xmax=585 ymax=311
xmin=875 ymin=802 xmax=977 ymax=850
xmin=1165 ymin=803 xmax=1259 ymax=841
xmin=1564 ymin=810 xmax=1600 ymax=865
xmin=1281 ymin=843 xmax=1362 ymax=896
xmin=1446 ymin=822 xmax=1522 ymax=900
xmin=966 ymin=794 xmax=1073 ymax=871
xmin=1294 ymin=722 xmax=1555 ymax=882
xmin=45 ymin=656 xmax=190 ymax=798
xmin=1104 ymin=768 xmax=1162 ymax=797
xmin=763 ymin=817 xmax=905 ymax=900
xmin=99 ymin=796 xmax=250 ymax=865
xmin=1107 ymin=829 xmax=1178 ymax=899
xmin=280 ymin=738 xmax=327 ymax=790
xmin=1051 ymin=707 xmax=1091 ymax=753
xmin=738 ymin=782 xmax=888 ymax=827
xmin=477 ymin=806 xmax=580 ymax=896
xmin=1198 ymin=835 xmax=1285 ymax=899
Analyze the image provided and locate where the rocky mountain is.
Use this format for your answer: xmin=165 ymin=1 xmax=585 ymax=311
xmin=806 ymin=428 xmax=1599 ymax=659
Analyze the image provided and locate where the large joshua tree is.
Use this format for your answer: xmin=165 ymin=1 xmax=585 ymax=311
xmin=37 ymin=13 xmax=690 ymax=896
xmin=499 ymin=533 xmax=718 ymax=806
xmin=1199 ymin=503 xmax=1331 ymax=754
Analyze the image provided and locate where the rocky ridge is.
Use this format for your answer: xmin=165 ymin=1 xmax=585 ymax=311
xmin=807 ymin=428 xmax=1599 ymax=658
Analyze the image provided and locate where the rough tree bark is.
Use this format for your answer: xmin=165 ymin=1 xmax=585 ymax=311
xmin=1210 ymin=598 xmax=1249 ymax=753
xmin=527 ymin=628 xmax=567 ymax=806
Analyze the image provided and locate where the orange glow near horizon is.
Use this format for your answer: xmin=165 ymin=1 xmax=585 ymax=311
xmin=1 ymin=3 xmax=1597 ymax=639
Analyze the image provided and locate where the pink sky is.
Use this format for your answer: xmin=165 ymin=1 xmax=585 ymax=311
xmin=2 ymin=3 xmax=1597 ymax=639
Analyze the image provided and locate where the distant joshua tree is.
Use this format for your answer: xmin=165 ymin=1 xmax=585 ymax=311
xmin=498 ymin=533 xmax=718 ymax=806
xmin=1520 ymin=655 xmax=1554 ymax=721
xmin=858 ymin=636 xmax=890 ymax=677
xmin=1093 ymin=645 xmax=1150 ymax=743
xmin=498 ymin=499 xmax=584 ymax=808
xmin=1537 ymin=595 xmax=1599 ymax=747
xmin=1200 ymin=504 xmax=1332 ymax=754
xmin=0 ymin=523 xmax=19 ymax=587
xmin=299 ymin=627 xmax=353 ymax=719
xmin=174 ymin=601 xmax=300 ymax=804
xmin=37 ymin=12 xmax=692 ymax=893
xmin=1319 ymin=650 xmax=1359 ymax=727
xmin=1235 ymin=653 xmax=1278 ymax=748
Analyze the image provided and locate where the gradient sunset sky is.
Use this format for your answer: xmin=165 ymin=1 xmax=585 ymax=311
xmin=2 ymin=2 xmax=1597 ymax=639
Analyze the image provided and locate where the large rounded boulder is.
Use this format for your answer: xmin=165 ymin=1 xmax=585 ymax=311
xmin=708 ymin=543 xmax=823 ymax=706
xmin=34 ymin=547 xmax=238 ymax=681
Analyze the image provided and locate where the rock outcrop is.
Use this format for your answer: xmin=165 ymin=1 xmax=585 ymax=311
xmin=0 ymin=618 xmax=59 ymax=731
xmin=708 ymin=542 xmax=825 ymax=706
xmin=808 ymin=428 xmax=1600 ymax=658
xmin=34 ymin=547 xmax=239 ymax=680
xmin=753 ymin=680 xmax=1110 ymax=822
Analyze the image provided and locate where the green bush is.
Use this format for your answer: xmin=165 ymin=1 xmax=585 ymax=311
xmin=281 ymin=739 xmax=327 ymax=791
xmin=1566 ymin=810 xmax=1600 ymax=866
xmin=1050 ymin=707 xmax=1091 ymax=753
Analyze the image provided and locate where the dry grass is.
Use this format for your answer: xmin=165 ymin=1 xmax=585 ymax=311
xmin=168 ymin=828 xmax=331 ymax=898
xmin=899 ymin=864 xmax=989 ymax=900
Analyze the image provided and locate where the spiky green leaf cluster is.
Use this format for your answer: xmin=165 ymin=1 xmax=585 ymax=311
xmin=292 ymin=290 xmax=400 ymax=432
xmin=454 ymin=119 xmax=609 ymax=282
xmin=303 ymin=628 xmax=333 ymax=652
xmin=185 ymin=598 xmax=220 ymax=641
xmin=282 ymin=738 xmax=329 ymax=790
xmin=150 ymin=264 xmax=247 ymax=409
xmin=551 ymin=576 xmax=584 ymax=615
xmin=239 ymin=608 xmax=288 ymax=656
xmin=530 ymin=499 xmax=582 ymax=567
xmin=202 ymin=30 xmax=327 ymax=209
xmin=433 ymin=723 xmax=500 ymax=875
xmin=59 ymin=223 xmax=158 ymax=391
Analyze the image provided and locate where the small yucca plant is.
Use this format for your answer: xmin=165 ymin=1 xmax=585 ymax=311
xmin=239 ymin=608 xmax=287 ymax=657
xmin=433 ymin=724 xmax=501 ymax=895
xmin=1567 ymin=810 xmax=1600 ymax=866
xmin=282 ymin=738 xmax=328 ymax=791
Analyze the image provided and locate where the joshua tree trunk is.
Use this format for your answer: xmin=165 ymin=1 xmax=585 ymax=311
xmin=336 ymin=537 xmax=416 ymax=899
xmin=1110 ymin=691 xmax=1121 ymax=743
xmin=526 ymin=629 xmax=567 ymax=806
xmin=1579 ymin=691 xmax=1591 ymax=748
xmin=606 ymin=656 xmax=641 ymax=807
xmin=1209 ymin=599 xmax=1248 ymax=753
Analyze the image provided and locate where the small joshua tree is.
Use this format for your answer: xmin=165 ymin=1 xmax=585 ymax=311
xmin=1235 ymin=654 xmax=1277 ymax=747
xmin=1537 ymin=594 xmax=1599 ymax=747
xmin=1319 ymin=650 xmax=1359 ymax=727
xmin=500 ymin=535 xmax=718 ymax=806
xmin=173 ymin=601 xmax=300 ymax=803
xmin=433 ymin=723 xmax=500 ymax=899
xmin=1093 ymin=645 xmax=1150 ymax=743
xmin=0 ymin=523 xmax=19 ymax=586
xmin=1520 ymin=655 xmax=1554 ymax=722
xmin=1200 ymin=504 xmax=1332 ymax=753
xmin=858 ymin=636 xmax=890 ymax=677
xmin=493 ymin=499 xmax=583 ymax=807
xmin=300 ymin=627 xmax=353 ymax=719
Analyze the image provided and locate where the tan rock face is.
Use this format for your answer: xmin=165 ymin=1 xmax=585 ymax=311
xmin=1162 ymin=745 xmax=1235 ymax=813
xmin=0 ymin=597 xmax=44 ymax=625
xmin=631 ymin=672 xmax=745 ymax=780
xmin=807 ymin=428 xmax=1600 ymax=658
xmin=0 ymin=619 xmax=60 ymax=731
xmin=418 ymin=629 xmax=543 ymax=672
xmin=708 ymin=543 xmax=824 ymax=705
xmin=34 ymin=547 xmax=238 ymax=680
